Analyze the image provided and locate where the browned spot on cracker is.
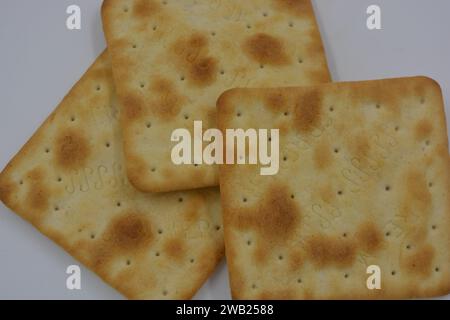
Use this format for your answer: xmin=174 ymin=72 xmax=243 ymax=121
xmin=151 ymin=76 xmax=173 ymax=92
xmin=313 ymin=140 xmax=332 ymax=170
xmin=27 ymin=188 xmax=48 ymax=212
xmin=243 ymin=33 xmax=290 ymax=66
xmin=189 ymin=56 xmax=218 ymax=86
xmin=288 ymin=249 xmax=304 ymax=271
xmin=230 ymin=184 xmax=301 ymax=263
xmin=132 ymin=0 xmax=160 ymax=18
xmin=173 ymin=33 xmax=208 ymax=62
xmin=55 ymin=129 xmax=90 ymax=170
xmin=356 ymin=222 xmax=383 ymax=254
xmin=354 ymin=135 xmax=370 ymax=158
xmin=294 ymin=90 xmax=322 ymax=133
xmin=123 ymin=93 xmax=145 ymax=120
xmin=90 ymin=245 xmax=113 ymax=272
xmin=163 ymin=237 xmax=186 ymax=262
xmin=149 ymin=77 xmax=185 ymax=119
xmin=265 ymin=91 xmax=287 ymax=112
xmin=171 ymin=33 xmax=217 ymax=87
xmin=403 ymin=244 xmax=434 ymax=276
xmin=306 ymin=235 xmax=356 ymax=268
xmin=253 ymin=185 xmax=300 ymax=242
xmin=105 ymin=211 xmax=153 ymax=251
xmin=414 ymin=119 xmax=433 ymax=141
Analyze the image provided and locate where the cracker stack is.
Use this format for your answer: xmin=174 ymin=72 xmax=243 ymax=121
xmin=1 ymin=0 xmax=449 ymax=300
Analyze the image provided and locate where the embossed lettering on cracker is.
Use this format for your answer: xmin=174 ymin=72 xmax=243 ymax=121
xmin=217 ymin=77 xmax=450 ymax=299
xmin=101 ymin=0 xmax=330 ymax=192
xmin=0 ymin=52 xmax=224 ymax=300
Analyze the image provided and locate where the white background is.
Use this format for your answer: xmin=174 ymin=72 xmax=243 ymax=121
xmin=0 ymin=0 xmax=449 ymax=299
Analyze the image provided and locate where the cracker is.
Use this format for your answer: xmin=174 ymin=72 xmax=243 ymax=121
xmin=0 ymin=52 xmax=224 ymax=299
xmin=217 ymin=77 xmax=450 ymax=299
xmin=101 ymin=0 xmax=330 ymax=192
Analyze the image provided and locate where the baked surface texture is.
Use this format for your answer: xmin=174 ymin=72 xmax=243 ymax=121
xmin=217 ymin=77 xmax=450 ymax=299
xmin=102 ymin=0 xmax=331 ymax=192
xmin=0 ymin=52 xmax=224 ymax=299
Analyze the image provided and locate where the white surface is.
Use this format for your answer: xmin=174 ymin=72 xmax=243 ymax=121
xmin=0 ymin=0 xmax=449 ymax=300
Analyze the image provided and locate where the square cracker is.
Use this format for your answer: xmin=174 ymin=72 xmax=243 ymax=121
xmin=217 ymin=77 xmax=450 ymax=299
xmin=101 ymin=0 xmax=330 ymax=192
xmin=0 ymin=52 xmax=224 ymax=299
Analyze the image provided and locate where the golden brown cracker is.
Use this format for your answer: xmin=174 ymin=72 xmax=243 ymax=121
xmin=101 ymin=0 xmax=330 ymax=192
xmin=217 ymin=77 xmax=450 ymax=299
xmin=0 ymin=52 xmax=224 ymax=299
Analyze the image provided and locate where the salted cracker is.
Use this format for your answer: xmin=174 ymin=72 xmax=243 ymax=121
xmin=101 ymin=0 xmax=330 ymax=192
xmin=0 ymin=52 xmax=224 ymax=299
xmin=217 ymin=77 xmax=450 ymax=299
